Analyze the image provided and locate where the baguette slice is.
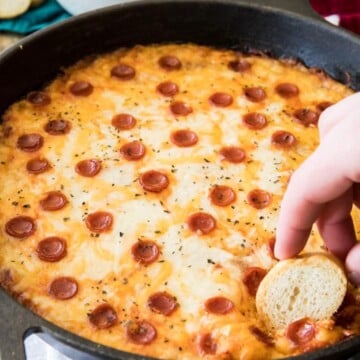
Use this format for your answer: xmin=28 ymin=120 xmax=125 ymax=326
xmin=0 ymin=0 xmax=31 ymax=18
xmin=256 ymin=253 xmax=347 ymax=329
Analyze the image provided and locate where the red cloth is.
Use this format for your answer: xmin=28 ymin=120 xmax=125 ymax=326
xmin=310 ymin=0 xmax=360 ymax=35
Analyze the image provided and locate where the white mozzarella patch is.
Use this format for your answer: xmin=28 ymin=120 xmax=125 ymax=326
xmin=100 ymin=162 xmax=135 ymax=187
xmin=117 ymin=199 xmax=171 ymax=239
xmin=102 ymin=91 xmax=126 ymax=111
xmin=71 ymin=241 xmax=117 ymax=280
xmin=251 ymin=138 xmax=286 ymax=194
xmin=160 ymin=225 xmax=240 ymax=315
xmin=223 ymin=232 xmax=249 ymax=251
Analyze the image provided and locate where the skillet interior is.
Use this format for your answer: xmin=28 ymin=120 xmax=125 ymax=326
xmin=0 ymin=1 xmax=360 ymax=359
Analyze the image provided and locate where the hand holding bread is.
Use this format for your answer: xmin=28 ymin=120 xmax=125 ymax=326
xmin=275 ymin=93 xmax=360 ymax=284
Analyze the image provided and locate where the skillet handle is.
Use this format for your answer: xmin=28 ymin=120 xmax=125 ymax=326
xmin=0 ymin=289 xmax=50 ymax=360
xmin=248 ymin=0 xmax=323 ymax=21
xmin=0 ymin=288 xmax=130 ymax=360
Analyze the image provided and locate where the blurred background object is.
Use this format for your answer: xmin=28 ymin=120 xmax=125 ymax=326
xmin=0 ymin=0 xmax=69 ymax=35
xmin=56 ymin=0 xmax=122 ymax=15
xmin=0 ymin=0 xmax=47 ymax=19
xmin=0 ymin=0 xmax=32 ymax=19
xmin=0 ymin=33 xmax=21 ymax=52
xmin=310 ymin=0 xmax=360 ymax=34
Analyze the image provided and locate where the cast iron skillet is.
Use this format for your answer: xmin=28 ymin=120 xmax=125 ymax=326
xmin=0 ymin=0 xmax=359 ymax=359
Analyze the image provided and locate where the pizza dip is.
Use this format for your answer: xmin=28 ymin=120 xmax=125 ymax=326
xmin=0 ymin=43 xmax=359 ymax=359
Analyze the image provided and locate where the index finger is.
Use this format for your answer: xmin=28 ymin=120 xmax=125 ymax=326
xmin=275 ymin=93 xmax=360 ymax=259
xmin=274 ymin=145 xmax=353 ymax=259
xmin=319 ymin=93 xmax=360 ymax=139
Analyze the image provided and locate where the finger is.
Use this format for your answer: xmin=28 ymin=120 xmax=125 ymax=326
xmin=275 ymin=184 xmax=324 ymax=259
xmin=316 ymin=189 xmax=356 ymax=261
xmin=319 ymin=93 xmax=360 ymax=139
xmin=275 ymin=94 xmax=360 ymax=260
xmin=346 ymin=243 xmax=360 ymax=285
xmin=275 ymin=148 xmax=352 ymax=260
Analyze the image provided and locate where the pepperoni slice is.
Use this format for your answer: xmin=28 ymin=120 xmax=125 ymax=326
xmin=17 ymin=134 xmax=44 ymax=152
xmin=244 ymin=87 xmax=266 ymax=102
xmin=170 ymin=101 xmax=193 ymax=116
xmin=120 ymin=141 xmax=146 ymax=161
xmin=243 ymin=267 xmax=267 ymax=297
xmin=131 ymin=240 xmax=160 ymax=265
xmin=5 ymin=216 xmax=36 ymax=239
xmin=159 ymin=55 xmax=182 ymax=70
xmin=247 ymin=189 xmax=272 ymax=209
xmin=243 ymin=113 xmax=268 ymax=130
xmin=170 ymin=129 xmax=198 ymax=147
xmin=198 ymin=333 xmax=217 ymax=355
xmin=44 ymin=119 xmax=71 ymax=135
xmin=249 ymin=326 xmax=274 ymax=347
xmin=228 ymin=59 xmax=251 ymax=72
xmin=205 ymin=296 xmax=234 ymax=315
xmin=317 ymin=101 xmax=333 ymax=112
xmin=111 ymin=64 xmax=135 ymax=80
xmin=187 ymin=212 xmax=216 ymax=235
xmin=48 ymin=277 xmax=78 ymax=300
xmin=70 ymin=81 xmax=93 ymax=96
xmin=139 ymin=170 xmax=169 ymax=193
xmin=85 ymin=211 xmax=113 ymax=233
xmin=209 ymin=92 xmax=233 ymax=107
xmin=88 ymin=303 xmax=118 ymax=329
xmin=286 ymin=318 xmax=315 ymax=345
xmin=40 ymin=191 xmax=68 ymax=211
xmin=271 ymin=130 xmax=296 ymax=148
xmin=293 ymin=109 xmax=319 ymax=127
xmin=157 ymin=81 xmax=179 ymax=97
xmin=27 ymin=91 xmax=51 ymax=106
xmin=36 ymin=237 xmax=67 ymax=262
xmin=111 ymin=113 xmax=136 ymax=130
xmin=147 ymin=292 xmax=177 ymax=316
xmin=275 ymin=83 xmax=299 ymax=98
xmin=126 ymin=320 xmax=157 ymax=345
xmin=26 ymin=158 xmax=51 ymax=174
xmin=75 ymin=159 xmax=102 ymax=177
xmin=219 ymin=146 xmax=246 ymax=164
xmin=210 ymin=185 xmax=236 ymax=207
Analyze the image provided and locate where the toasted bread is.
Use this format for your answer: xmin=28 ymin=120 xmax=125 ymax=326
xmin=256 ymin=253 xmax=347 ymax=328
xmin=0 ymin=0 xmax=30 ymax=18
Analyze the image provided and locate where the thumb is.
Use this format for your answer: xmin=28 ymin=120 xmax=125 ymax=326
xmin=346 ymin=243 xmax=360 ymax=285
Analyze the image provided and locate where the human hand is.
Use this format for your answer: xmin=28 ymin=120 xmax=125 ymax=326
xmin=275 ymin=93 xmax=360 ymax=284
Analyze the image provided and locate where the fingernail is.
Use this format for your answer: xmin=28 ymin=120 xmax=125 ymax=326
xmin=348 ymin=271 xmax=360 ymax=285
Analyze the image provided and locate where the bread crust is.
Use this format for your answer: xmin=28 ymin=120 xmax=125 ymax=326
xmin=256 ymin=253 xmax=347 ymax=329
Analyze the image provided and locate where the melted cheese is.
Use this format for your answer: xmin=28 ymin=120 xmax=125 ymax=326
xmin=0 ymin=44 xmax=355 ymax=360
